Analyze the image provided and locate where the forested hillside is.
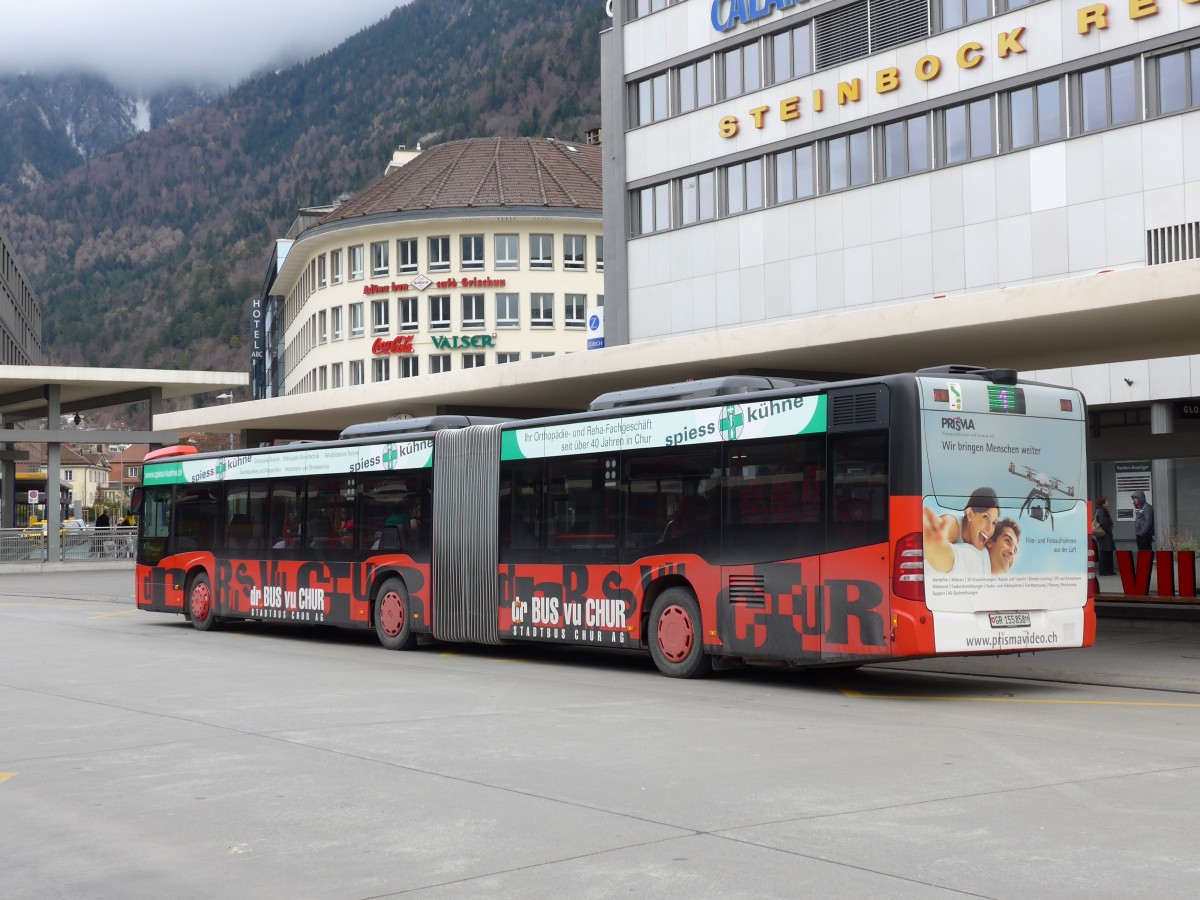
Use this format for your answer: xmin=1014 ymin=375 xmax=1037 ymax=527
xmin=0 ymin=0 xmax=604 ymax=371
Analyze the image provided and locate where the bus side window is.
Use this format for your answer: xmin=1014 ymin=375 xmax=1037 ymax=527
xmin=623 ymin=449 xmax=720 ymax=562
xmin=499 ymin=460 xmax=544 ymax=562
xmin=723 ymin=437 xmax=824 ymax=564
xmin=828 ymin=432 xmax=888 ymax=552
xmin=172 ymin=486 xmax=222 ymax=554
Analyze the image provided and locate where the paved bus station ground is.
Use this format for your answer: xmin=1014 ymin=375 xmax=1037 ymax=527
xmin=2 ymin=569 xmax=1198 ymax=898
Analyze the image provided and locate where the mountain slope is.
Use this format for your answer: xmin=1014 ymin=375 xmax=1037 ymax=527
xmin=0 ymin=0 xmax=603 ymax=372
xmin=0 ymin=72 xmax=213 ymax=195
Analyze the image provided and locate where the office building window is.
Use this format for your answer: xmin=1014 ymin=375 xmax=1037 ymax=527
xmin=564 ymin=294 xmax=586 ymax=329
xmin=678 ymin=57 xmax=713 ymax=114
xmin=595 ymin=236 xmax=604 ymax=271
xmin=1079 ymin=60 xmax=1138 ymax=133
xmin=1154 ymin=47 xmax=1200 ymax=115
xmin=317 ymin=254 xmax=327 ymax=288
xmin=496 ymin=293 xmax=519 ymax=328
xmin=373 ymin=358 xmax=389 ymax=382
xmin=349 ymin=302 xmax=364 ymax=337
xmin=400 ymin=356 xmax=419 ymax=378
xmin=462 ymin=353 xmax=485 ymax=369
xmin=350 ymin=360 xmax=365 ymax=385
xmin=497 ymin=352 xmax=520 ymax=364
xmin=636 ymin=183 xmax=670 ymax=234
xmin=938 ymin=0 xmax=989 ymax=31
xmin=681 ymin=171 xmax=717 ymax=225
xmin=774 ymin=146 xmax=815 ymax=203
xmin=371 ymin=299 xmax=389 ymax=334
xmin=530 ymin=234 xmax=554 ymax=270
xmin=331 ymin=306 xmax=343 ymax=340
xmin=319 ymin=366 xmax=328 ymax=390
xmin=371 ymin=241 xmax=389 ymax=276
xmin=826 ymin=128 xmax=872 ymax=190
xmin=495 ymin=234 xmax=519 ymax=269
xmin=564 ymin=235 xmax=586 ymax=271
xmin=881 ymin=113 xmax=930 ymax=179
xmin=462 ymin=294 xmax=485 ymax=329
xmin=430 ymin=354 xmax=452 ymax=374
xmin=398 ymin=238 xmax=418 ymax=274
xmin=531 ymin=293 xmax=554 ymax=327
xmin=400 ymin=296 xmax=418 ymax=331
xmin=635 ymin=72 xmax=669 ymax=126
xmin=349 ymin=245 xmax=364 ymax=280
xmin=330 ymin=249 xmax=343 ymax=284
xmin=942 ymin=97 xmax=994 ymax=164
xmin=429 ymin=236 xmax=451 ymax=272
xmin=461 ymin=234 xmax=484 ymax=270
xmin=318 ymin=310 xmax=328 ymax=343
xmin=331 ymin=363 xmax=343 ymax=389
xmin=771 ymin=23 xmax=812 ymax=85
xmin=723 ymin=41 xmax=761 ymax=100
xmin=429 ymin=295 xmax=451 ymax=330
xmin=724 ymin=159 xmax=763 ymax=214
xmin=1006 ymin=79 xmax=1063 ymax=150
xmin=532 ymin=351 xmax=555 ymax=359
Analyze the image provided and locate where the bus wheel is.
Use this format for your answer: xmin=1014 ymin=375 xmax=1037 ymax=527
xmin=374 ymin=577 xmax=416 ymax=651
xmin=187 ymin=573 xmax=218 ymax=632
xmin=649 ymin=588 xmax=712 ymax=679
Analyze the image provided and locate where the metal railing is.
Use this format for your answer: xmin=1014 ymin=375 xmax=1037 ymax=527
xmin=0 ymin=526 xmax=136 ymax=563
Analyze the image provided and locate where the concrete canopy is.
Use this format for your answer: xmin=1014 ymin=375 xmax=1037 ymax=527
xmin=1 ymin=366 xmax=248 ymax=424
xmin=154 ymin=260 xmax=1200 ymax=437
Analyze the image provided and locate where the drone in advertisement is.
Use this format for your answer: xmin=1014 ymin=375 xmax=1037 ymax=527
xmin=1008 ymin=463 xmax=1076 ymax=530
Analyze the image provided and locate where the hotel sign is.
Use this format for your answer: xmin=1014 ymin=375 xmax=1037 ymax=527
xmin=711 ymin=0 xmax=815 ymax=33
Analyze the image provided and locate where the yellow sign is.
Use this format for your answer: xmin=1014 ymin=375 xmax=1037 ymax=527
xmin=716 ymin=0 xmax=1200 ymax=139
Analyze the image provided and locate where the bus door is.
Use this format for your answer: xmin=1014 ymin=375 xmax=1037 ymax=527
xmin=624 ymin=449 xmax=722 ymax=648
xmin=719 ymin=437 xmax=825 ymax=663
xmin=822 ymin=428 xmax=891 ymax=663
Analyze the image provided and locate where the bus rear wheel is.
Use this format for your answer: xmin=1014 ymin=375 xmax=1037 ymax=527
xmin=649 ymin=588 xmax=711 ymax=678
xmin=187 ymin=572 xmax=219 ymax=632
xmin=374 ymin=577 xmax=416 ymax=651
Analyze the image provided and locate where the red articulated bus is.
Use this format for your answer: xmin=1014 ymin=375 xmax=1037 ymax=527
xmin=133 ymin=366 xmax=1094 ymax=677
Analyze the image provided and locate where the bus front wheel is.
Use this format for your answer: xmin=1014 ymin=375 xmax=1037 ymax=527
xmin=187 ymin=572 xmax=219 ymax=632
xmin=374 ymin=577 xmax=416 ymax=651
xmin=648 ymin=588 xmax=712 ymax=679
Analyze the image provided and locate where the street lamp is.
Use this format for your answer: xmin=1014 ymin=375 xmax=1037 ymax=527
xmin=216 ymin=392 xmax=234 ymax=449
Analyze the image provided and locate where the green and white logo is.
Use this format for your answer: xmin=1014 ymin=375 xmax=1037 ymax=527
xmin=719 ymin=405 xmax=744 ymax=441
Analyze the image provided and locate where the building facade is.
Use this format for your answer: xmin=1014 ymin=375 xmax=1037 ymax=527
xmin=0 ymin=225 xmax=42 ymax=365
xmin=264 ymin=138 xmax=605 ymax=399
xmin=602 ymin=0 xmax=1200 ymax=554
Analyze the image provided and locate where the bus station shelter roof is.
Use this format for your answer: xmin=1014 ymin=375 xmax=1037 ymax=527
xmin=1 ymin=366 xmax=247 ymax=421
xmin=154 ymin=260 xmax=1200 ymax=438
xmin=1 ymin=366 xmax=248 ymax=444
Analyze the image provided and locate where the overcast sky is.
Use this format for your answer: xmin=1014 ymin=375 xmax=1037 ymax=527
xmin=0 ymin=0 xmax=411 ymax=93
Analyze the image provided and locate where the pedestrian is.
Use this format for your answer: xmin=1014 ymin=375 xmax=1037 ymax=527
xmin=95 ymin=509 xmax=111 ymax=529
xmin=1093 ymin=497 xmax=1115 ymax=576
xmin=1132 ymin=490 xmax=1154 ymax=552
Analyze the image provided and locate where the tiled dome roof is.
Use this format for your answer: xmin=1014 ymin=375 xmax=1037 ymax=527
xmin=320 ymin=137 xmax=602 ymax=224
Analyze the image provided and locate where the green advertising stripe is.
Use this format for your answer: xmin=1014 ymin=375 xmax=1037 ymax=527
xmin=501 ymin=394 xmax=827 ymax=461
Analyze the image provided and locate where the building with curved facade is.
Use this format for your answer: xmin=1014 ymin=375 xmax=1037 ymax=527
xmin=264 ymin=137 xmax=604 ymax=399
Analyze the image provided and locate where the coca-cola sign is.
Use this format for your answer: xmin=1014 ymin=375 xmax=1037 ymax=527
xmin=372 ymin=335 xmax=416 ymax=356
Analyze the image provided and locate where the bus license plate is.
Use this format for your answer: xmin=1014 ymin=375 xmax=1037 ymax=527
xmin=989 ymin=612 xmax=1031 ymax=628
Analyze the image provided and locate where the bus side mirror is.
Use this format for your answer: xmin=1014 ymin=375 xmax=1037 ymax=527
xmin=130 ymin=488 xmax=144 ymax=514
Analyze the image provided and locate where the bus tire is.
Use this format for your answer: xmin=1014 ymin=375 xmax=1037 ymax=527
xmin=648 ymin=588 xmax=711 ymax=679
xmin=187 ymin=572 xmax=219 ymax=632
xmin=374 ymin=577 xmax=416 ymax=651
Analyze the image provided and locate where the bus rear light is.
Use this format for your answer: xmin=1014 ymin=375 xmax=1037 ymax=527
xmin=893 ymin=532 xmax=925 ymax=603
